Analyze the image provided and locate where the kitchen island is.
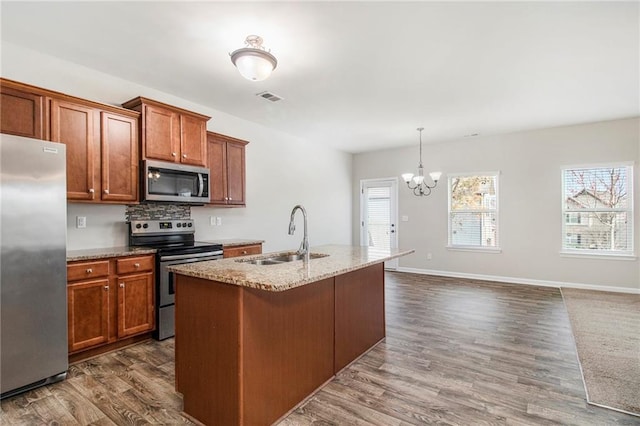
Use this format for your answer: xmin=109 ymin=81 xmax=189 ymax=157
xmin=169 ymin=245 xmax=413 ymax=426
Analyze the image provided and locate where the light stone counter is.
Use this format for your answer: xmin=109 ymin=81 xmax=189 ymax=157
xmin=67 ymin=246 xmax=157 ymax=262
xmin=202 ymin=238 xmax=265 ymax=247
xmin=168 ymin=244 xmax=414 ymax=292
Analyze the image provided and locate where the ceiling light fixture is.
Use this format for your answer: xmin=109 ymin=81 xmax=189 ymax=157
xmin=401 ymin=127 xmax=442 ymax=196
xmin=230 ymin=35 xmax=278 ymax=82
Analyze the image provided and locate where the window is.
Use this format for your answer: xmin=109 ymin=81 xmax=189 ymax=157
xmin=448 ymin=173 xmax=499 ymax=250
xmin=562 ymin=164 xmax=634 ymax=255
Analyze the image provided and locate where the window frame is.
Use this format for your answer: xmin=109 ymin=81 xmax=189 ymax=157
xmin=447 ymin=171 xmax=501 ymax=253
xmin=560 ymin=162 xmax=635 ymax=258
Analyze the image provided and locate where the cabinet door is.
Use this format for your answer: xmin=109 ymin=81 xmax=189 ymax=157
xmin=68 ymin=279 xmax=110 ymax=353
xmin=0 ymin=85 xmax=44 ymax=139
xmin=226 ymin=141 xmax=246 ymax=205
xmin=50 ymin=99 xmax=97 ymax=200
xmin=117 ymin=272 xmax=154 ymax=338
xmin=180 ymin=114 xmax=207 ymax=166
xmin=207 ymin=136 xmax=228 ymax=204
xmin=144 ymin=104 xmax=179 ymax=162
xmin=101 ymin=112 xmax=138 ymax=202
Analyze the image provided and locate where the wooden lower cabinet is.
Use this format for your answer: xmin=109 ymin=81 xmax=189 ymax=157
xmin=175 ymin=262 xmax=385 ymax=426
xmin=222 ymin=243 xmax=262 ymax=258
xmin=67 ymin=255 xmax=155 ymax=357
xmin=67 ymin=278 xmax=110 ymax=353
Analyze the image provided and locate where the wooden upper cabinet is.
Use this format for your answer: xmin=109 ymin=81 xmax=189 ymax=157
xmin=0 ymin=82 xmax=45 ymax=139
xmin=122 ymin=97 xmax=210 ymax=167
xmin=180 ymin=114 xmax=207 ymax=166
xmin=101 ymin=112 xmax=138 ymax=202
xmin=143 ymin=104 xmax=179 ymax=162
xmin=50 ymin=99 xmax=97 ymax=201
xmin=0 ymin=78 xmax=140 ymax=204
xmin=207 ymin=131 xmax=248 ymax=207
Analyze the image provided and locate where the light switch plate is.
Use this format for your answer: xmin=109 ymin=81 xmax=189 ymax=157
xmin=216 ymin=217 xmax=222 ymax=226
xmin=210 ymin=216 xmax=216 ymax=226
xmin=401 ymin=215 xmax=409 ymax=222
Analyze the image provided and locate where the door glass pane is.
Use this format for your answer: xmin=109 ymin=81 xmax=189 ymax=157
xmin=367 ymin=186 xmax=391 ymax=250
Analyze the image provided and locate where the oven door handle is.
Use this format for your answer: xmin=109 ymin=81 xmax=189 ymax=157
xmin=160 ymin=251 xmax=223 ymax=261
xmin=197 ymin=173 xmax=204 ymax=197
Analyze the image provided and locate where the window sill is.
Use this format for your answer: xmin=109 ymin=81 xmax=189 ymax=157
xmin=446 ymin=246 xmax=502 ymax=254
xmin=560 ymin=251 xmax=637 ymax=261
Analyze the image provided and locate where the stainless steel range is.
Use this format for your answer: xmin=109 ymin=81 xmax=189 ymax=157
xmin=129 ymin=219 xmax=223 ymax=340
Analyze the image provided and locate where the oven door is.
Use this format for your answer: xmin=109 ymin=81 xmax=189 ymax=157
xmin=159 ymin=252 xmax=222 ymax=307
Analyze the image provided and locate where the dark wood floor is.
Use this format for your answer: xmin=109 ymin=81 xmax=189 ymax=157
xmin=2 ymin=272 xmax=639 ymax=425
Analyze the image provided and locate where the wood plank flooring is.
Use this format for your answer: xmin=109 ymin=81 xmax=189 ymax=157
xmin=2 ymin=272 xmax=639 ymax=425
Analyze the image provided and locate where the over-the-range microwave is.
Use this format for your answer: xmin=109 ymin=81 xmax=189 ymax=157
xmin=143 ymin=160 xmax=210 ymax=204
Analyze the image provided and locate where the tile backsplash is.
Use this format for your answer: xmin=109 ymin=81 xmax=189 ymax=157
xmin=126 ymin=204 xmax=191 ymax=221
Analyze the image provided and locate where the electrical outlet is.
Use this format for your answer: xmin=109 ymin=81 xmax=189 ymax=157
xmin=427 ymin=253 xmax=432 ymax=260
xmin=76 ymin=216 xmax=86 ymax=229
xmin=216 ymin=217 xmax=222 ymax=226
xmin=210 ymin=216 xmax=216 ymax=226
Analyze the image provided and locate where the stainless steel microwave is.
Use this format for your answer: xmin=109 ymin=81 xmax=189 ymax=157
xmin=143 ymin=160 xmax=210 ymax=204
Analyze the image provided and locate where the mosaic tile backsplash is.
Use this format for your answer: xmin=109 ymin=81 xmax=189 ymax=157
xmin=126 ymin=204 xmax=191 ymax=221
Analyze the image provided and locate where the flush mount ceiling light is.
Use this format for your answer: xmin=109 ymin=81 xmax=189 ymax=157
xmin=401 ymin=127 xmax=442 ymax=197
xmin=230 ymin=35 xmax=278 ymax=82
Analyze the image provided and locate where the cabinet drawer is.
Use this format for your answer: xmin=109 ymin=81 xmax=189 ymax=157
xmin=116 ymin=255 xmax=154 ymax=275
xmin=67 ymin=260 xmax=110 ymax=282
xmin=223 ymin=244 xmax=262 ymax=258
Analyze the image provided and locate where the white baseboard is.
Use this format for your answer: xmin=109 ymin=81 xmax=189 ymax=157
xmin=395 ymin=267 xmax=640 ymax=294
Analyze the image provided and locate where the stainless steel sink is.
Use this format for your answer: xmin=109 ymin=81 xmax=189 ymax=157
xmin=237 ymin=252 xmax=328 ymax=265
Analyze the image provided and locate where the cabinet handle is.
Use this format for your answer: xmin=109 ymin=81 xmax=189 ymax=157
xmin=104 ymin=285 xmax=109 ymax=290
xmin=104 ymin=189 xmax=109 ymax=194
xmin=134 ymin=263 xmax=140 ymax=268
xmin=86 ymin=268 xmax=93 ymax=274
xmin=182 ymin=154 xmax=187 ymax=158
xmin=229 ymin=197 xmax=233 ymax=201
xmin=172 ymin=152 xmax=177 ymax=157
xmin=120 ymin=283 xmax=125 ymax=288
xmin=88 ymin=188 xmax=95 ymax=194
xmin=241 ymin=250 xmax=248 ymax=255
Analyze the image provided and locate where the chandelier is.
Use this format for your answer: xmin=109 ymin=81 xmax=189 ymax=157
xmin=401 ymin=127 xmax=442 ymax=196
xmin=230 ymin=35 xmax=278 ymax=82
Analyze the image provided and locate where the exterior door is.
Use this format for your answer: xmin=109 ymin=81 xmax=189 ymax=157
xmin=360 ymin=178 xmax=399 ymax=269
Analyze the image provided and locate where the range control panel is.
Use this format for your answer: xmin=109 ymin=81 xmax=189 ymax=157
xmin=130 ymin=219 xmax=194 ymax=235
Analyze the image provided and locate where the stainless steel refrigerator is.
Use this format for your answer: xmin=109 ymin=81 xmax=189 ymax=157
xmin=1 ymin=134 xmax=68 ymax=398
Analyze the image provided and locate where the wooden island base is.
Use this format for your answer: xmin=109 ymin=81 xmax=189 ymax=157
xmin=175 ymin=262 xmax=385 ymax=426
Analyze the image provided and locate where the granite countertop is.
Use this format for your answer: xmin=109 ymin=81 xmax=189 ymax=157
xmin=67 ymin=246 xmax=157 ymax=262
xmin=203 ymin=238 xmax=265 ymax=248
xmin=66 ymin=239 xmax=264 ymax=262
xmin=168 ymin=244 xmax=414 ymax=292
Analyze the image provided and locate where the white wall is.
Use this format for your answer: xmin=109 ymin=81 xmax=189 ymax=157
xmin=353 ymin=118 xmax=640 ymax=291
xmin=2 ymin=42 xmax=352 ymax=252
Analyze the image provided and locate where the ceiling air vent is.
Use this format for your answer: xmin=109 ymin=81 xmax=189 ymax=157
xmin=256 ymin=91 xmax=283 ymax=102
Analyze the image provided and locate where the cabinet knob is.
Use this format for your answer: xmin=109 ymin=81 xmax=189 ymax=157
xmin=134 ymin=263 xmax=140 ymax=268
xmin=86 ymin=268 xmax=93 ymax=274
xmin=104 ymin=189 xmax=109 ymax=194
xmin=241 ymin=250 xmax=248 ymax=255
xmin=172 ymin=152 xmax=177 ymax=157
xmin=88 ymin=188 xmax=95 ymax=193
xmin=182 ymin=154 xmax=187 ymax=158
xmin=104 ymin=285 xmax=109 ymax=290
xmin=229 ymin=197 xmax=233 ymax=201
xmin=120 ymin=283 xmax=125 ymax=288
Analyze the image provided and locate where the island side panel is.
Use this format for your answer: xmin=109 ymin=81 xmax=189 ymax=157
xmin=334 ymin=262 xmax=385 ymax=372
xmin=241 ymin=277 xmax=335 ymax=426
xmin=175 ymin=275 xmax=242 ymax=426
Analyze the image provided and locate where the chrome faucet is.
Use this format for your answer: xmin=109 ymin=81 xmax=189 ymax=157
xmin=288 ymin=205 xmax=309 ymax=262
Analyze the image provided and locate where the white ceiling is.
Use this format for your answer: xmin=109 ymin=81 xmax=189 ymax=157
xmin=1 ymin=1 xmax=638 ymax=153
